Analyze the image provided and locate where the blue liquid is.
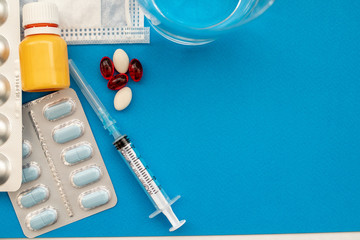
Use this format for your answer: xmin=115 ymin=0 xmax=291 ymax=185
xmin=154 ymin=0 xmax=241 ymax=28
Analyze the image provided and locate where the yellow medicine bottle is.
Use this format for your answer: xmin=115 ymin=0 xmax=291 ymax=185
xmin=20 ymin=2 xmax=70 ymax=92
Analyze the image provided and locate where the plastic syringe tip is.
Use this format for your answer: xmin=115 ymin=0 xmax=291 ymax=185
xmin=162 ymin=206 xmax=186 ymax=232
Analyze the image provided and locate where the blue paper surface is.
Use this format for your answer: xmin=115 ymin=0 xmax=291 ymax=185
xmin=1 ymin=0 xmax=360 ymax=238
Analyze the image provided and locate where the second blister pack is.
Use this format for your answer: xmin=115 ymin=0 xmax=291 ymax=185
xmin=0 ymin=0 xmax=22 ymax=192
xmin=8 ymin=88 xmax=117 ymax=238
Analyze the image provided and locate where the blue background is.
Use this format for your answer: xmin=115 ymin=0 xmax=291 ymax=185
xmin=1 ymin=0 xmax=360 ymax=238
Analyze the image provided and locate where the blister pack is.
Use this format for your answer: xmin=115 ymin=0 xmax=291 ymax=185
xmin=0 ymin=0 xmax=23 ymax=191
xmin=8 ymin=88 xmax=117 ymax=238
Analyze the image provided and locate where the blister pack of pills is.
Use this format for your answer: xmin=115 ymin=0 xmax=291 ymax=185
xmin=0 ymin=0 xmax=23 ymax=191
xmin=8 ymin=88 xmax=117 ymax=238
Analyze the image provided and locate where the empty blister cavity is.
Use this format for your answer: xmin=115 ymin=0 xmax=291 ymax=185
xmin=43 ymin=98 xmax=75 ymax=121
xmin=62 ymin=142 xmax=93 ymax=165
xmin=0 ymin=35 xmax=9 ymax=66
xmin=0 ymin=0 xmax=8 ymax=26
xmin=52 ymin=120 xmax=84 ymax=144
xmin=22 ymin=162 xmax=40 ymax=184
xmin=79 ymin=187 xmax=110 ymax=210
xmin=18 ymin=185 xmax=49 ymax=208
xmin=0 ymin=113 xmax=10 ymax=146
xmin=26 ymin=207 xmax=58 ymax=231
xmin=0 ymin=74 xmax=10 ymax=106
xmin=71 ymin=165 xmax=102 ymax=188
xmin=0 ymin=153 xmax=10 ymax=185
xmin=22 ymin=140 xmax=32 ymax=159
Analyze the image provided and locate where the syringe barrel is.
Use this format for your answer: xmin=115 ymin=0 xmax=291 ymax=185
xmin=113 ymin=135 xmax=171 ymax=210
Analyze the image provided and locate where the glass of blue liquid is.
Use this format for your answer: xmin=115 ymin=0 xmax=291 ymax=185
xmin=138 ymin=0 xmax=275 ymax=45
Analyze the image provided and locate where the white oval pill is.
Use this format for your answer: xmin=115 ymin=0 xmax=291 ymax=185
xmin=114 ymin=87 xmax=132 ymax=111
xmin=113 ymin=49 xmax=129 ymax=73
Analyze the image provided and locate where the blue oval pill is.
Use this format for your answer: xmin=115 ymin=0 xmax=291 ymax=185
xmin=80 ymin=189 xmax=110 ymax=209
xmin=64 ymin=145 xmax=92 ymax=165
xmin=53 ymin=123 xmax=83 ymax=144
xmin=22 ymin=164 xmax=40 ymax=183
xmin=72 ymin=166 xmax=101 ymax=187
xmin=22 ymin=141 xmax=31 ymax=159
xmin=20 ymin=186 xmax=49 ymax=208
xmin=29 ymin=208 xmax=57 ymax=230
xmin=44 ymin=100 xmax=74 ymax=121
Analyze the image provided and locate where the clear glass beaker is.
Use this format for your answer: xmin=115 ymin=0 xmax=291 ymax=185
xmin=138 ymin=0 xmax=275 ymax=45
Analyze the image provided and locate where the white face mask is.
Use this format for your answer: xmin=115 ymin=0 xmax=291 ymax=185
xmin=20 ymin=0 xmax=150 ymax=44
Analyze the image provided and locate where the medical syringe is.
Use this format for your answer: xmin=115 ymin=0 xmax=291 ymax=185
xmin=68 ymin=59 xmax=185 ymax=231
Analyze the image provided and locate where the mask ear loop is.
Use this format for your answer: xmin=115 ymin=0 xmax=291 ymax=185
xmin=124 ymin=0 xmax=131 ymax=26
